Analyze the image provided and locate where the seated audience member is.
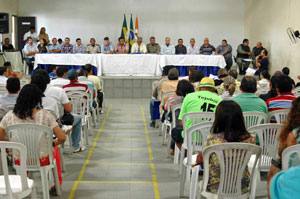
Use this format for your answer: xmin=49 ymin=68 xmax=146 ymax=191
xmin=2 ymin=38 xmax=14 ymax=52
xmin=114 ymin=37 xmax=129 ymax=54
xmin=101 ymin=37 xmax=114 ymax=54
xmin=84 ymin=64 xmax=103 ymax=113
xmin=0 ymin=84 xmax=66 ymax=184
xmin=61 ymin=37 xmax=73 ymax=54
xmin=200 ymin=37 xmax=216 ymax=55
xmin=48 ymin=38 xmax=61 ymax=53
xmin=252 ymin=42 xmax=264 ymax=58
xmin=214 ymin=68 xmax=228 ymax=86
xmin=195 ymin=100 xmax=255 ymax=194
xmin=266 ymin=74 xmax=296 ymax=112
xmin=161 ymin=37 xmax=175 ymax=55
xmin=228 ymin=69 xmax=241 ymax=89
xmin=0 ymin=66 xmax=8 ymax=85
xmin=73 ymin=38 xmax=86 ymax=54
xmin=260 ymin=71 xmax=282 ymax=101
xmin=23 ymin=37 xmax=38 ymax=74
xmin=267 ymin=98 xmax=300 ymax=193
xmin=50 ymin=67 xmax=69 ymax=87
xmin=187 ymin=38 xmax=199 ymax=55
xmin=37 ymin=38 xmax=48 ymax=53
xmin=0 ymin=78 xmax=20 ymax=118
xmin=236 ymin=39 xmax=251 ymax=75
xmin=188 ymin=69 xmax=204 ymax=88
xmin=1 ymin=62 xmax=22 ymax=79
xmin=172 ymin=77 xmax=222 ymax=148
xmin=216 ymin=39 xmax=233 ymax=70
xmin=233 ymin=76 xmax=268 ymax=113
xmin=47 ymin=65 xmax=57 ymax=80
xmin=57 ymin=38 xmax=63 ymax=46
xmin=146 ymin=36 xmax=160 ymax=54
xmin=282 ymin=67 xmax=296 ymax=87
xmin=63 ymin=69 xmax=88 ymax=92
xmin=86 ymin=38 xmax=101 ymax=54
xmin=257 ymin=70 xmax=271 ymax=95
xmin=78 ymin=69 xmax=96 ymax=104
xmin=131 ymin=37 xmax=147 ymax=54
xmin=220 ymin=76 xmax=236 ymax=100
xmin=255 ymin=49 xmax=269 ymax=76
xmin=31 ymin=70 xmax=84 ymax=153
xmin=23 ymin=26 xmax=38 ymax=43
xmin=38 ymin=27 xmax=49 ymax=44
xmin=159 ymin=68 xmax=180 ymax=107
xmin=175 ymin=39 xmax=187 ymax=54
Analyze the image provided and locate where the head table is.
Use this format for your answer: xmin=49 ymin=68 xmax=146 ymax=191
xmin=34 ymin=54 xmax=226 ymax=76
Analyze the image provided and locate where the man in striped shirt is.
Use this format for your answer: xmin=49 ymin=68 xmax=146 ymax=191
xmin=266 ymin=74 xmax=296 ymax=112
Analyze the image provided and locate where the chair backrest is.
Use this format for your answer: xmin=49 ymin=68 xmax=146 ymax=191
xmin=268 ymin=109 xmax=289 ymax=123
xmin=6 ymin=124 xmax=54 ymax=170
xmin=243 ymin=111 xmax=267 ymax=129
xmin=0 ymin=141 xmax=28 ymax=198
xmin=202 ymin=143 xmax=262 ymax=198
xmin=186 ymin=122 xmax=213 ymax=166
xmin=0 ymin=106 xmax=10 ymax=120
xmin=3 ymin=51 xmax=24 ymax=72
xmin=182 ymin=112 xmax=215 ymax=128
xmin=171 ymin=103 xmax=182 ymax=128
xmin=0 ymin=84 xmax=7 ymax=96
xmin=282 ymin=144 xmax=300 ymax=170
xmin=248 ymin=123 xmax=283 ymax=171
xmin=65 ymin=90 xmax=88 ymax=118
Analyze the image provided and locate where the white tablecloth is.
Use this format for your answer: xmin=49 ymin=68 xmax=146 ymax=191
xmin=34 ymin=54 xmax=226 ymax=76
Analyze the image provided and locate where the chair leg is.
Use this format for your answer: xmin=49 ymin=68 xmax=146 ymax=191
xmin=174 ymin=145 xmax=180 ymax=164
xmin=53 ymin=161 xmax=62 ymax=196
xmin=161 ymin=123 xmax=166 ymax=144
xmin=179 ymin=149 xmax=185 ymax=174
xmin=190 ymin=165 xmax=200 ymax=199
xmin=40 ymin=168 xmax=50 ymax=199
xmin=179 ymin=166 xmax=187 ymax=197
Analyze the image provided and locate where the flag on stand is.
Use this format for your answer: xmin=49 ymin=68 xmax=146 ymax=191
xmin=120 ymin=14 xmax=128 ymax=41
xmin=128 ymin=14 xmax=135 ymax=46
xmin=135 ymin=16 xmax=139 ymax=39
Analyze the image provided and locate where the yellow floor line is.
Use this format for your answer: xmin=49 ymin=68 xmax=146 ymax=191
xmin=140 ymin=106 xmax=161 ymax=199
xmin=77 ymin=180 xmax=152 ymax=184
xmin=68 ymin=105 xmax=111 ymax=199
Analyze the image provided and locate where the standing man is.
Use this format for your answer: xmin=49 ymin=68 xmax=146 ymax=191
xmin=73 ymin=38 xmax=86 ymax=54
xmin=175 ymin=39 xmax=187 ymax=54
xmin=22 ymin=37 xmax=38 ymax=74
xmin=131 ymin=37 xmax=147 ymax=54
xmin=114 ymin=37 xmax=129 ymax=54
xmin=101 ymin=37 xmax=114 ymax=54
xmin=216 ymin=39 xmax=233 ymax=70
xmin=161 ymin=37 xmax=175 ymax=55
xmin=48 ymin=38 xmax=61 ymax=53
xmin=2 ymin=38 xmax=14 ymax=52
xmin=187 ymin=38 xmax=199 ymax=55
xmin=146 ymin=36 xmax=160 ymax=54
xmin=60 ymin=37 xmax=73 ymax=53
xmin=236 ymin=39 xmax=251 ymax=75
xmin=23 ymin=26 xmax=38 ymax=43
xmin=200 ymin=37 xmax=215 ymax=55
xmin=86 ymin=38 xmax=101 ymax=54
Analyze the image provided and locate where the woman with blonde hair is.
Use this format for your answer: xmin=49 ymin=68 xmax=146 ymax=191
xmin=38 ymin=27 xmax=49 ymax=44
xmin=219 ymin=76 xmax=236 ymax=99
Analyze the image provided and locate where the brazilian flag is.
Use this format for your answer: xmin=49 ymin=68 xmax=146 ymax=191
xmin=128 ymin=14 xmax=135 ymax=46
xmin=120 ymin=14 xmax=128 ymax=40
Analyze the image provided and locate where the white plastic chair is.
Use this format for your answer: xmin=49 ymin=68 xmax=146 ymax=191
xmin=294 ymin=87 xmax=300 ymax=97
xmin=0 ymin=84 xmax=7 ymax=96
xmin=179 ymin=121 xmax=213 ymax=197
xmin=0 ymin=141 xmax=34 ymax=199
xmin=243 ymin=111 xmax=268 ymax=129
xmin=282 ymin=144 xmax=300 ymax=170
xmin=7 ymin=124 xmax=61 ymax=199
xmin=190 ymin=143 xmax=261 ymax=199
xmin=268 ymin=109 xmax=289 ymax=123
xmin=3 ymin=51 xmax=24 ymax=72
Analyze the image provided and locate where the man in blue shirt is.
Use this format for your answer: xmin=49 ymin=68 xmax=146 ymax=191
xmin=101 ymin=37 xmax=114 ymax=54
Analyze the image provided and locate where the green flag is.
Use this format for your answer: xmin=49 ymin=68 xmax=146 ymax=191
xmin=128 ymin=14 xmax=135 ymax=46
xmin=121 ymin=14 xmax=128 ymax=40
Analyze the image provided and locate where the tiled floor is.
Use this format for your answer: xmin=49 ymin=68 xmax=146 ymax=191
xmin=50 ymin=99 xmax=180 ymax=199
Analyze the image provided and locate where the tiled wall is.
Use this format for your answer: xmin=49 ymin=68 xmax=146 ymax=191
xmin=103 ymin=77 xmax=160 ymax=98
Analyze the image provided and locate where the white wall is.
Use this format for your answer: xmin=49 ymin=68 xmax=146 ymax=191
xmin=18 ymin=0 xmax=245 ymax=52
xmin=245 ymin=0 xmax=300 ymax=79
xmin=0 ymin=0 xmax=18 ymax=39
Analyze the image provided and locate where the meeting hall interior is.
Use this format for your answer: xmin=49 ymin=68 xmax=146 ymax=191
xmin=1 ymin=0 xmax=300 ymax=198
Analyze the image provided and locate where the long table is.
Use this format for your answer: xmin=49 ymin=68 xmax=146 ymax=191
xmin=34 ymin=54 xmax=226 ymax=76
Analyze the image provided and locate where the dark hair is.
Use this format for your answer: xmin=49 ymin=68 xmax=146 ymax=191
xmin=78 ymin=69 xmax=87 ymax=77
xmin=262 ymin=49 xmax=268 ymax=56
xmin=261 ymin=70 xmax=271 ymax=80
xmin=76 ymin=38 xmax=81 ymax=42
xmin=56 ymin=67 xmax=67 ymax=77
xmin=65 ymin=37 xmax=70 ymax=40
xmin=118 ymin=37 xmax=125 ymax=41
xmin=13 ymin=84 xmax=44 ymax=119
xmin=178 ymin=38 xmax=183 ymax=42
xmin=150 ymin=36 xmax=155 ymax=40
xmin=222 ymin=39 xmax=227 ymax=43
xmin=31 ymin=69 xmax=50 ymax=92
xmin=282 ymin=67 xmax=290 ymax=76
xmin=0 ymin=66 xmax=8 ymax=75
xmin=6 ymin=77 xmax=20 ymax=94
xmin=58 ymin=38 xmax=62 ymax=42
xmin=189 ymin=70 xmax=204 ymax=83
xmin=212 ymin=100 xmax=250 ymax=142
xmin=243 ymin=39 xmax=249 ymax=43
xmin=162 ymin=65 xmax=175 ymax=76
xmin=240 ymin=76 xmax=257 ymax=93
xmin=3 ymin=62 xmax=11 ymax=67
xmin=26 ymin=37 xmax=33 ymax=41
xmin=29 ymin=26 xmax=35 ymax=30
xmin=176 ymin=80 xmax=195 ymax=97
xmin=84 ymin=64 xmax=93 ymax=74
xmin=104 ymin=37 xmax=109 ymax=41
xmin=168 ymin=68 xmax=179 ymax=80
xmin=228 ymin=69 xmax=238 ymax=79
xmin=267 ymin=72 xmax=282 ymax=98
xmin=275 ymin=74 xmax=293 ymax=93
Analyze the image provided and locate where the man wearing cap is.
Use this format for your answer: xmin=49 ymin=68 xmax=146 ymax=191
xmin=63 ymin=69 xmax=88 ymax=92
xmin=171 ymin=77 xmax=222 ymax=148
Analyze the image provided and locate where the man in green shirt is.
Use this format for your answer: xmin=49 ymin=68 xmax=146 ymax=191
xmin=233 ymin=76 xmax=268 ymax=113
xmin=146 ymin=36 xmax=160 ymax=54
xmin=171 ymin=77 xmax=222 ymax=148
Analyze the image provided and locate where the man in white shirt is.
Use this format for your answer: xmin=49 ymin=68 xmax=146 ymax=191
xmin=131 ymin=37 xmax=147 ymax=54
xmin=86 ymin=38 xmax=101 ymax=54
xmin=50 ymin=67 xmax=70 ymax=87
xmin=23 ymin=26 xmax=38 ymax=43
xmin=22 ymin=37 xmax=38 ymax=74
xmin=187 ymin=38 xmax=200 ymax=55
xmin=160 ymin=37 xmax=175 ymax=55
xmin=48 ymin=38 xmax=61 ymax=53
xmin=0 ymin=66 xmax=9 ymax=85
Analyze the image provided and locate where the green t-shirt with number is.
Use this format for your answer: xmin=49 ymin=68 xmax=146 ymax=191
xmin=178 ymin=90 xmax=222 ymax=134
